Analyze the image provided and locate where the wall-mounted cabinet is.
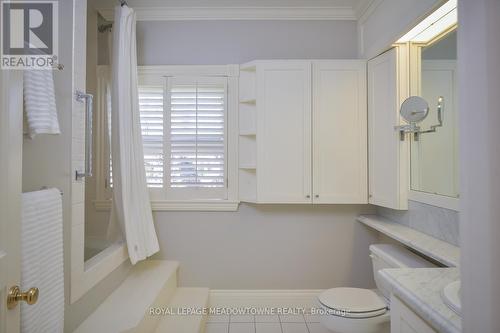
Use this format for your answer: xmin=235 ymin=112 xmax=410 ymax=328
xmin=367 ymin=48 xmax=409 ymax=210
xmin=313 ymin=61 xmax=367 ymax=203
xmin=239 ymin=60 xmax=367 ymax=204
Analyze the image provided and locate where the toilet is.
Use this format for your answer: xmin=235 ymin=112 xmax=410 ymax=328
xmin=318 ymin=244 xmax=436 ymax=333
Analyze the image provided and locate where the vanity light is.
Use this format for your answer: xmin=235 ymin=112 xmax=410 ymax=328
xmin=397 ymin=0 xmax=457 ymax=43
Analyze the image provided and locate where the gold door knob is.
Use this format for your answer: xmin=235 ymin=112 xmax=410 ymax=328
xmin=7 ymin=286 xmax=39 ymax=309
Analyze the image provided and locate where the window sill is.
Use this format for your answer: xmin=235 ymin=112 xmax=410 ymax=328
xmin=93 ymin=200 xmax=240 ymax=212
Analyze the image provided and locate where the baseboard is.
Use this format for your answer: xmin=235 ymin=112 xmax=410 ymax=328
xmin=208 ymin=290 xmax=323 ymax=309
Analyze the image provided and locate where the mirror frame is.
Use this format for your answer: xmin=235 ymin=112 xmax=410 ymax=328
xmin=407 ymin=25 xmax=459 ymax=211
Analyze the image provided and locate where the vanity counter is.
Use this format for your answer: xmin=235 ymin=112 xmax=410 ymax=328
xmin=357 ymin=215 xmax=460 ymax=267
xmin=380 ymin=268 xmax=461 ymax=333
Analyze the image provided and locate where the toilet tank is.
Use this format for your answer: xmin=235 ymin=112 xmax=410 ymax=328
xmin=369 ymin=244 xmax=436 ymax=302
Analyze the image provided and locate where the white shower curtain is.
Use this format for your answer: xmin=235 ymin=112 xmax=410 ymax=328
xmin=108 ymin=5 xmax=159 ymax=265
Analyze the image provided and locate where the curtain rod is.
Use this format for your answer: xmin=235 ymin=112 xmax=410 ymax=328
xmin=98 ymin=0 xmax=127 ymax=32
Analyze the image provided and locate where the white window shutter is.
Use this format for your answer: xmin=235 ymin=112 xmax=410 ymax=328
xmin=167 ymin=77 xmax=228 ymax=199
xmin=138 ymin=86 xmax=164 ymax=188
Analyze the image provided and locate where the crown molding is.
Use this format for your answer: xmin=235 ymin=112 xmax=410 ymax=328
xmin=357 ymin=0 xmax=383 ymax=24
xmin=97 ymin=6 xmax=357 ymax=21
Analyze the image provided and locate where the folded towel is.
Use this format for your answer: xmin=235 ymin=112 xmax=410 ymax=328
xmin=21 ymin=188 xmax=64 ymax=333
xmin=23 ymin=70 xmax=60 ymax=138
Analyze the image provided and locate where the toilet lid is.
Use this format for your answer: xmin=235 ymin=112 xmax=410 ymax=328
xmin=319 ymin=288 xmax=387 ymax=315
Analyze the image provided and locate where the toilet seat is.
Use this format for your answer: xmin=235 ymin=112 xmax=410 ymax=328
xmin=319 ymin=288 xmax=388 ymax=319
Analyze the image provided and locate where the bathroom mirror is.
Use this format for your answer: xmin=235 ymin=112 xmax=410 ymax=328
xmin=409 ymin=28 xmax=459 ymax=209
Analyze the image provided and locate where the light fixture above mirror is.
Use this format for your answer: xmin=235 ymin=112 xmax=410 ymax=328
xmin=397 ymin=0 xmax=457 ymax=43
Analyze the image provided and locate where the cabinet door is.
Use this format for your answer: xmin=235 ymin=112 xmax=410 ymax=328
xmin=391 ymin=296 xmax=437 ymax=333
xmin=257 ymin=61 xmax=312 ymax=203
xmin=368 ymin=48 xmax=408 ymax=209
xmin=312 ymin=61 xmax=367 ymax=204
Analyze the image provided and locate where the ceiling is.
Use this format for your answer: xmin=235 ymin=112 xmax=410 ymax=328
xmin=92 ymin=0 xmax=376 ymax=21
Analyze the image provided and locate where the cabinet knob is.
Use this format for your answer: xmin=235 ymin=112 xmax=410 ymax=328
xmin=306 ymin=195 xmax=310 ymax=198
xmin=315 ymin=195 xmax=319 ymax=198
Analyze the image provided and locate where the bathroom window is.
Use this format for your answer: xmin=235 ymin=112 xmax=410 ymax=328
xmin=95 ymin=65 xmax=238 ymax=210
xmin=135 ymin=77 xmax=227 ymax=200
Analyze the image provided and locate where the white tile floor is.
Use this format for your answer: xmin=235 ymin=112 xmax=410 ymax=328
xmin=205 ymin=313 xmax=331 ymax=333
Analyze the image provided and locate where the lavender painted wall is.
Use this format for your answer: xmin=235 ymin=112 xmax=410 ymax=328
xmin=130 ymin=20 xmax=358 ymax=65
xmin=99 ymin=20 xmax=358 ymax=65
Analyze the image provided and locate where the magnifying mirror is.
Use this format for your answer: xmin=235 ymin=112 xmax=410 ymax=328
xmin=400 ymin=96 xmax=429 ymax=123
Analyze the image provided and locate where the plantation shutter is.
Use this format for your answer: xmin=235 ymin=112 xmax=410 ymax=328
xmin=138 ymin=86 xmax=164 ymax=188
xmin=167 ymin=77 xmax=227 ymax=199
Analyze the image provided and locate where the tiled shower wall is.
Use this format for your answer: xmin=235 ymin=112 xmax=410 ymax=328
xmin=377 ymin=200 xmax=460 ymax=246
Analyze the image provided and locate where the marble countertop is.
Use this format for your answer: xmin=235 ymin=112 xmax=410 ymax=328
xmin=357 ymin=215 xmax=460 ymax=267
xmin=380 ymin=268 xmax=461 ymax=333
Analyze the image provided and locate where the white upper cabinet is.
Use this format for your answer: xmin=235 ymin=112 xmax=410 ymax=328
xmin=312 ymin=61 xmax=367 ymax=204
xmin=368 ymin=48 xmax=408 ymax=210
xmin=257 ymin=61 xmax=312 ymax=203
xmin=239 ymin=60 xmax=368 ymax=204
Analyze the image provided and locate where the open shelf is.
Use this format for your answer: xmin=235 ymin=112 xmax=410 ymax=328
xmin=239 ymin=102 xmax=256 ymax=136
xmin=239 ymin=168 xmax=257 ymax=202
xmin=239 ymin=135 xmax=256 ymax=170
xmin=239 ymin=61 xmax=258 ymax=203
xmin=239 ymin=68 xmax=256 ymax=101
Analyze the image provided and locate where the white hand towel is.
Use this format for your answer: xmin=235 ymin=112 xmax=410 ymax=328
xmin=21 ymin=188 xmax=64 ymax=333
xmin=23 ymin=70 xmax=60 ymax=138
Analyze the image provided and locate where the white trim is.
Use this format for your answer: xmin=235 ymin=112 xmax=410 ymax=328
xmin=93 ymin=200 xmax=239 ymax=212
xmin=209 ymin=290 xmax=323 ymax=309
xmin=97 ymin=6 xmax=357 ymax=22
xmin=409 ymin=190 xmax=459 ymax=211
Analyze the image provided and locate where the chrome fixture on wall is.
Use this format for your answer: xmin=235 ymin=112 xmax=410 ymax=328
xmin=395 ymin=96 xmax=444 ymax=141
xmin=75 ymin=90 xmax=94 ymax=180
